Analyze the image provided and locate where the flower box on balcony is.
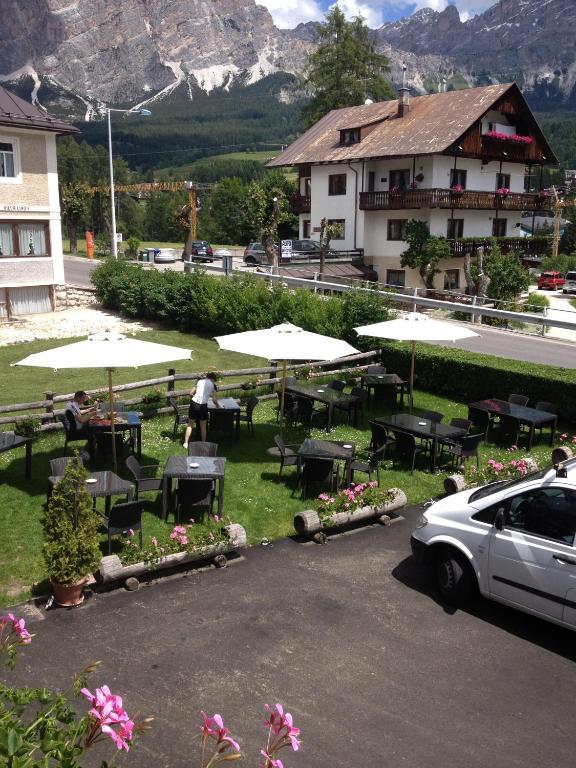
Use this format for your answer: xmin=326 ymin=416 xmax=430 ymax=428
xmin=496 ymin=187 xmax=510 ymax=197
xmin=485 ymin=131 xmax=533 ymax=144
xmin=450 ymin=185 xmax=464 ymax=194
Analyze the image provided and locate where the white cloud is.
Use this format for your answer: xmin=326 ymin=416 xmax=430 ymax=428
xmin=258 ymin=0 xmax=325 ymax=28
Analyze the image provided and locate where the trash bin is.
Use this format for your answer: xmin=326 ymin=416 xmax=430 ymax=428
xmin=139 ymin=250 xmax=149 ymax=262
xmin=147 ymin=248 xmax=161 ymax=262
xmin=215 ymin=248 xmax=232 ymax=275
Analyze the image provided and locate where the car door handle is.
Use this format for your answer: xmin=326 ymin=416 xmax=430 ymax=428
xmin=553 ymin=554 xmax=576 ymax=566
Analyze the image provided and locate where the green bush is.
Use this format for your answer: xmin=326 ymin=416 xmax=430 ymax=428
xmin=524 ymin=292 xmax=550 ymax=314
xmin=91 ymin=261 xmax=393 ymax=341
xmin=380 ymin=342 xmax=576 ymax=421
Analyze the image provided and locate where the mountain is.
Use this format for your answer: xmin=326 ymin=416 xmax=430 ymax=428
xmin=376 ymin=0 xmax=576 ymax=108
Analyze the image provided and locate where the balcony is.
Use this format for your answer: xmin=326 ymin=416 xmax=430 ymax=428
xmin=448 ymin=237 xmax=551 ymax=257
xmin=290 ymin=193 xmax=311 ymax=214
xmin=481 ymin=135 xmax=530 ymax=162
xmin=359 ymin=188 xmax=546 ymax=212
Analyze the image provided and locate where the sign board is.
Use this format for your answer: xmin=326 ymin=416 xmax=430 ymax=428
xmin=115 ymin=232 xmax=123 ymax=243
xmin=280 ymin=239 xmax=292 ymax=261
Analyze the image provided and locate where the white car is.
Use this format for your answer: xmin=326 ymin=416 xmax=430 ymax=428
xmin=411 ymin=460 xmax=576 ymax=631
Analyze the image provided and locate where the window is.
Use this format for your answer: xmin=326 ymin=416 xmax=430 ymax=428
xmin=327 ymin=219 xmax=345 ymax=239
xmin=447 ymin=219 xmax=464 ymax=239
xmin=367 ymin=171 xmax=375 ymax=193
xmin=389 ymin=169 xmax=410 ymax=191
xmin=340 ymin=128 xmax=360 ymax=146
xmin=504 ymin=488 xmax=576 ymax=545
xmin=387 ymin=219 xmax=407 ymax=241
xmin=386 ymin=269 xmax=405 ymax=287
xmin=0 ymin=142 xmax=15 ymax=178
xmin=444 ymin=269 xmax=460 ymax=290
xmin=496 ymin=173 xmax=511 ymax=190
xmin=301 ymin=177 xmax=311 ymax=196
xmin=492 ymin=218 xmax=507 ymax=237
xmin=328 ymin=174 xmax=347 ymax=196
xmin=450 ymin=168 xmax=467 ymax=190
xmin=302 ymin=219 xmax=311 ymax=238
xmin=0 ymin=222 xmax=49 ymax=257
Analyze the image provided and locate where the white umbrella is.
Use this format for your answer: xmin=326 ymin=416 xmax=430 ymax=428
xmin=14 ymin=332 xmax=192 ymax=469
xmin=214 ymin=323 xmax=359 ymax=428
xmin=354 ymin=312 xmax=478 ymax=410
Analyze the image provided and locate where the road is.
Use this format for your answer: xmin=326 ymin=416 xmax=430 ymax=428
xmin=13 ymin=509 xmax=575 ymax=768
xmin=64 ymin=257 xmax=576 ymax=368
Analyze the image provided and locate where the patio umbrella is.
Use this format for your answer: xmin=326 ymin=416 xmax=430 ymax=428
xmin=354 ymin=313 xmax=478 ymax=411
xmin=14 ymin=332 xmax=192 ymax=470
xmin=214 ymin=323 xmax=359 ymax=429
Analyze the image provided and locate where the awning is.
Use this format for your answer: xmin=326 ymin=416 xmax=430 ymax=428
xmin=277 ymin=263 xmax=378 ymax=282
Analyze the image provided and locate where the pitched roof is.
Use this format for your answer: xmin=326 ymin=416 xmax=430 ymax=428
xmin=0 ymin=85 xmax=78 ymax=135
xmin=268 ymin=83 xmax=533 ymax=167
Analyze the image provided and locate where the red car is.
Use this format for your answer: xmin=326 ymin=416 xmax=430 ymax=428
xmin=538 ymin=271 xmax=565 ymax=290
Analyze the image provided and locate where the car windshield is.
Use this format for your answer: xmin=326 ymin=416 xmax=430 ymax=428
xmin=541 ymin=272 xmax=555 ymax=278
xmin=467 ymin=466 xmax=552 ymax=503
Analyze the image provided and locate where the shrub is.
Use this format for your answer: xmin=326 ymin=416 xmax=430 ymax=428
xmin=524 ymin=292 xmax=550 ymax=314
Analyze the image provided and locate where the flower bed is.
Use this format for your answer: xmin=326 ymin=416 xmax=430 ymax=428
xmin=444 ymin=451 xmax=539 ymax=495
xmin=98 ymin=520 xmax=247 ymax=585
xmin=485 ymin=130 xmax=533 ymax=144
xmin=294 ymin=483 xmax=407 ymax=538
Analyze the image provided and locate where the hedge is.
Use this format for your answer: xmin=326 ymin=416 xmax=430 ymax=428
xmin=91 ymin=261 xmax=393 ymax=349
xmin=380 ymin=342 xmax=576 ymax=422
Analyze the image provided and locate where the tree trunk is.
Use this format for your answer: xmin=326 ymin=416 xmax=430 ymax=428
xmin=68 ymin=222 xmax=78 ymax=255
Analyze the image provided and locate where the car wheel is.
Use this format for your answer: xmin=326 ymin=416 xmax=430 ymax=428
xmin=435 ymin=549 xmax=475 ymax=606
xmin=245 ymin=257 xmax=257 ymax=266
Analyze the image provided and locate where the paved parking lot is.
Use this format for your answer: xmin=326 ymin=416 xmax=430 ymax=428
xmin=8 ymin=506 xmax=575 ymax=768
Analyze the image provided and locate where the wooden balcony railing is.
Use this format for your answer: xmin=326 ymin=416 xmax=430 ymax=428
xmin=481 ymin=135 xmax=529 ymax=162
xmin=359 ymin=188 xmax=546 ymax=212
xmin=290 ymin=193 xmax=311 ymax=214
xmin=448 ymin=237 xmax=551 ymax=257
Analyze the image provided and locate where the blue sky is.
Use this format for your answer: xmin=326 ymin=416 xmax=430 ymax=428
xmin=259 ymin=0 xmax=499 ymax=28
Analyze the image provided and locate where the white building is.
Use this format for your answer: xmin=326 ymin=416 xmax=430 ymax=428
xmin=0 ymin=85 xmax=78 ymax=317
xmin=267 ymin=83 xmax=556 ymax=289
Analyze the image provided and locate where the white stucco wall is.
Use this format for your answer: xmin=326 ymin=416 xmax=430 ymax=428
xmin=309 ymin=163 xmax=362 ymax=250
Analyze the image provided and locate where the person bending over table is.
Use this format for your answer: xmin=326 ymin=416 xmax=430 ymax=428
xmin=183 ymin=372 xmax=220 ymax=446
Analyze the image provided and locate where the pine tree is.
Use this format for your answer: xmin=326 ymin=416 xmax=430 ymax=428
xmin=301 ymin=6 xmax=394 ymax=128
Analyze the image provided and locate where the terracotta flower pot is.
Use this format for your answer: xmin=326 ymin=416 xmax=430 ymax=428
xmin=51 ymin=579 xmax=86 ymax=607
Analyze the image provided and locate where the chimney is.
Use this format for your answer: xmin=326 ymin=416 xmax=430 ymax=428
xmin=397 ymin=87 xmax=410 ymax=118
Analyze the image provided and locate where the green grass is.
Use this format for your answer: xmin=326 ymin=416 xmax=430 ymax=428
xmin=0 ymin=378 xmax=558 ymax=607
xmin=1 ymin=329 xmax=265 ymax=407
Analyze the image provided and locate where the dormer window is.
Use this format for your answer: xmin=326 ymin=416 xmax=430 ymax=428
xmin=340 ymin=128 xmax=360 ymax=146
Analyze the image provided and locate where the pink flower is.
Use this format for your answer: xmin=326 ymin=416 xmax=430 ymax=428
xmin=82 ymin=685 xmax=133 ymax=751
xmin=260 ymin=750 xmax=284 ymax=768
xmin=151 ymin=537 xmax=158 ymax=547
xmin=264 ymin=704 xmax=301 ymax=751
xmin=200 ymin=712 xmax=241 ymax=752
xmin=560 ymin=433 xmax=568 ymax=441
xmin=3 ymin=613 xmax=32 ymax=644
xmin=179 ymin=536 xmax=188 ymax=546
xmin=213 ymin=514 xmax=221 ymax=522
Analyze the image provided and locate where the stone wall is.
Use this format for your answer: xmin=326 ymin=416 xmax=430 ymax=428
xmin=54 ymin=284 xmax=98 ymax=310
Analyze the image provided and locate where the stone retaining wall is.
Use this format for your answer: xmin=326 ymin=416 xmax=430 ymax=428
xmin=54 ymin=284 xmax=98 ymax=310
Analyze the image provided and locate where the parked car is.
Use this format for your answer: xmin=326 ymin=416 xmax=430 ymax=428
xmin=243 ymin=239 xmax=336 ymax=266
xmin=410 ymin=459 xmax=576 ymax=630
xmin=538 ymin=271 xmax=565 ymax=290
xmin=186 ymin=240 xmax=214 ymax=262
xmin=152 ymin=248 xmax=177 ymax=263
xmin=562 ymin=270 xmax=576 ymax=294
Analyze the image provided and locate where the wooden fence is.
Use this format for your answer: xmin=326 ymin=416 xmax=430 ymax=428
xmin=4 ymin=349 xmax=381 ymax=432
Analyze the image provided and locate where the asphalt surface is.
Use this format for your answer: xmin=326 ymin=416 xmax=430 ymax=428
xmin=7 ymin=507 xmax=575 ymax=768
xmin=64 ymin=255 xmax=99 ymax=287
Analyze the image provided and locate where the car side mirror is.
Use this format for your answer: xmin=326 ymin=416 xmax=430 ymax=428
xmin=494 ymin=508 xmax=505 ymax=531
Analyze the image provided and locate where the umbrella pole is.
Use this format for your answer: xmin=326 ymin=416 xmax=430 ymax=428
xmin=409 ymin=341 xmax=416 ymax=413
xmin=107 ymin=368 xmax=117 ymax=473
xmin=279 ymin=359 xmax=287 ymax=435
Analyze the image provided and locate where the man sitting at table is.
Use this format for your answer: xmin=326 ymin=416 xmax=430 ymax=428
xmin=183 ymin=372 xmax=220 ymax=446
xmin=65 ymin=391 xmax=97 ymax=436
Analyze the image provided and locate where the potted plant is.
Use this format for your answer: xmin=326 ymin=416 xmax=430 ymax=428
xmin=14 ymin=416 xmax=37 ymax=439
xmin=496 ymin=187 xmax=510 ymax=197
xmin=140 ymin=388 xmax=165 ymax=418
xmin=42 ymin=455 xmax=102 ymax=606
xmin=450 ymin=184 xmax=464 ymax=194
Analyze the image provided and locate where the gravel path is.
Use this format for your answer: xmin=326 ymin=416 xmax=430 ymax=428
xmin=0 ymin=307 xmax=154 ymax=346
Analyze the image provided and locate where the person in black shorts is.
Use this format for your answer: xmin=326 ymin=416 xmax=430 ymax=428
xmin=183 ymin=372 xmax=220 ymax=446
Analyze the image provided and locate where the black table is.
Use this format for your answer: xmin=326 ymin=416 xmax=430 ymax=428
xmin=0 ymin=432 xmax=32 ymax=479
xmin=361 ymin=373 xmax=407 ymax=408
xmin=88 ymin=411 xmax=142 ymax=459
xmin=161 ymin=455 xmax=226 ymax=521
xmin=374 ymin=414 xmax=467 ymax=472
xmin=48 ymin=470 xmax=134 ymax=514
xmin=207 ymin=398 xmax=241 ymax=440
xmin=298 ymin=438 xmax=356 ymax=484
xmin=468 ymin=399 xmax=557 ymax=449
xmin=285 ymin=383 xmax=358 ymax=430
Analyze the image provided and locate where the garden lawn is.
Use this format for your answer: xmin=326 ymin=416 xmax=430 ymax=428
xmin=0 ymin=388 xmax=559 ymax=607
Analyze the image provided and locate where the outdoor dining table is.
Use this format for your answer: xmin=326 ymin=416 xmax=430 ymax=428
xmin=88 ymin=411 xmax=142 ymax=459
xmin=47 ymin=470 xmax=134 ymax=514
xmin=468 ymin=399 xmax=557 ymax=449
xmin=285 ymin=383 xmax=358 ymax=430
xmin=374 ymin=414 xmax=467 ymax=472
xmin=297 ymin=438 xmax=356 ymax=485
xmin=161 ymin=455 xmax=226 ymax=521
xmin=361 ymin=373 xmax=407 ymax=408
xmin=207 ymin=397 xmax=241 ymax=440
xmin=0 ymin=431 xmax=33 ymax=480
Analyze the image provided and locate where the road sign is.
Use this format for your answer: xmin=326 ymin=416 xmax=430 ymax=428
xmin=280 ymin=239 xmax=292 ymax=261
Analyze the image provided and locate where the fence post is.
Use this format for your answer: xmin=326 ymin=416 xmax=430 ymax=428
xmin=541 ymin=307 xmax=548 ymax=337
xmin=167 ymin=368 xmax=175 ymax=394
xmin=43 ymin=391 xmax=54 ymax=424
xmin=411 ymin=287 xmax=418 ymax=313
xmin=269 ymin=360 xmax=278 ymax=393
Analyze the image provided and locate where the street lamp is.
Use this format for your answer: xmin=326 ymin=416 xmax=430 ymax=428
xmin=107 ymin=107 xmax=151 ymax=258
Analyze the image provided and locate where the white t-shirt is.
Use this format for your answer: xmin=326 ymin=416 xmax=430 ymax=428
xmin=66 ymin=400 xmax=83 ymax=430
xmin=192 ymin=378 xmax=216 ymax=405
